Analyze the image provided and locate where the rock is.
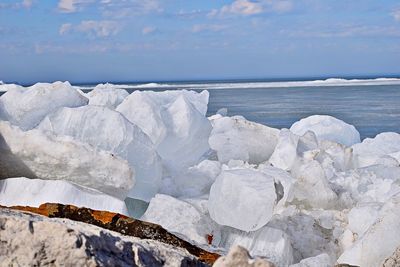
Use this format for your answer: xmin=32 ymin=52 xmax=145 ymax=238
xmin=0 ymin=81 xmax=88 ymax=130
xmin=213 ymin=245 xmax=275 ymax=267
xmin=208 ymin=168 xmax=277 ymax=231
xmin=1 ymin=203 xmax=220 ymax=265
xmin=382 ymin=246 xmax=400 ymax=267
xmin=86 ymin=83 xmax=129 ymax=108
xmin=209 ymin=116 xmax=279 ymax=164
xmin=0 ymin=207 xmax=210 ymax=266
xmin=38 ymin=105 xmax=162 ymax=202
xmin=290 ymin=115 xmax=360 ymax=147
xmin=0 ymin=121 xmax=134 ymax=199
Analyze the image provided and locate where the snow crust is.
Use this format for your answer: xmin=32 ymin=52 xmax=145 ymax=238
xmin=1 ymin=80 xmax=400 ymax=266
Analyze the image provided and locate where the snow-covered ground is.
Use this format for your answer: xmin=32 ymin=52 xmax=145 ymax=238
xmin=1 ymin=81 xmax=400 ymax=266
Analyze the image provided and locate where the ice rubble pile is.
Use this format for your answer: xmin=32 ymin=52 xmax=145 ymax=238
xmin=1 ymin=81 xmax=400 ymax=266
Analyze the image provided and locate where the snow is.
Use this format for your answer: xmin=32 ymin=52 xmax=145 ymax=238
xmin=290 ymin=115 xmax=360 ymax=147
xmin=38 ymin=105 xmax=162 ymax=202
xmin=289 ymin=253 xmax=332 ymax=267
xmin=209 ymin=115 xmax=280 ymax=164
xmin=86 ymin=83 xmax=129 ymax=108
xmin=208 ymin=168 xmax=277 ymax=231
xmin=0 ymin=177 xmax=129 ymax=215
xmin=0 ymin=81 xmax=88 ymax=130
xmin=0 ymin=121 xmax=134 ymax=199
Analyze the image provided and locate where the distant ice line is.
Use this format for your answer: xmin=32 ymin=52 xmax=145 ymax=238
xmin=1 ymin=77 xmax=400 ymax=92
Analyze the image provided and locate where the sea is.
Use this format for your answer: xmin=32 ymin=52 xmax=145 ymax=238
xmin=2 ymin=77 xmax=400 ymax=140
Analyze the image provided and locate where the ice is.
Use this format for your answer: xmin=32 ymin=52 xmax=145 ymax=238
xmin=218 ymin=226 xmax=294 ymax=267
xmin=174 ymin=160 xmax=222 ymax=198
xmin=209 ymin=116 xmax=279 ymax=164
xmin=269 ymin=129 xmax=319 ymax=171
xmin=352 ymin=132 xmax=400 ymax=168
xmin=38 ymin=105 xmax=162 ymax=202
xmin=86 ymin=83 xmax=129 ymax=108
xmin=347 ymin=202 xmax=381 ymax=237
xmin=337 ymin=194 xmax=400 ymax=267
xmin=289 ymin=253 xmax=332 ymax=267
xmin=141 ymin=194 xmax=220 ymax=246
xmin=291 ymin=158 xmax=338 ymax=209
xmin=208 ymin=168 xmax=277 ymax=231
xmin=0 ymin=177 xmax=129 ymax=215
xmin=117 ymin=90 xmax=212 ymax=174
xmin=0 ymin=81 xmax=88 ymax=130
xmin=0 ymin=121 xmax=134 ymax=199
xmin=290 ymin=115 xmax=360 ymax=146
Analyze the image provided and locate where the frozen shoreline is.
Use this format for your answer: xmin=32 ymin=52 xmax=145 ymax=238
xmin=1 ymin=81 xmax=400 ymax=266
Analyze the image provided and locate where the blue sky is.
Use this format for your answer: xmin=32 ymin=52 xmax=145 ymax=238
xmin=0 ymin=0 xmax=400 ymax=84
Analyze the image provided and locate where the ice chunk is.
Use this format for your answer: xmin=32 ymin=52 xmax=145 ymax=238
xmin=291 ymin=158 xmax=338 ymax=209
xmin=290 ymin=115 xmax=360 ymax=146
xmin=141 ymin=194 xmax=220 ymax=246
xmin=86 ymin=83 xmax=129 ymax=108
xmin=347 ymin=202 xmax=381 ymax=237
xmin=174 ymin=160 xmax=222 ymax=198
xmin=218 ymin=226 xmax=294 ymax=267
xmin=269 ymin=129 xmax=300 ymax=171
xmin=0 ymin=121 xmax=133 ymax=199
xmin=337 ymin=193 xmax=400 ymax=267
xmin=117 ymin=90 xmax=211 ymax=173
xmin=38 ymin=105 xmax=162 ymax=202
xmin=0 ymin=81 xmax=87 ymax=130
xmin=352 ymin=132 xmax=400 ymax=168
xmin=0 ymin=177 xmax=129 ymax=215
xmin=209 ymin=116 xmax=279 ymax=164
xmin=208 ymin=168 xmax=277 ymax=231
xmin=289 ymin=253 xmax=332 ymax=267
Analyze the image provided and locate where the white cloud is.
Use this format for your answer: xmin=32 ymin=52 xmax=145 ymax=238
xmin=59 ymin=20 xmax=121 ymax=37
xmin=58 ymin=0 xmax=94 ymax=13
xmin=209 ymin=0 xmax=293 ymax=17
xmin=142 ymin=26 xmax=156 ymax=35
xmin=192 ymin=24 xmax=228 ymax=33
xmin=392 ymin=9 xmax=400 ymax=22
xmin=0 ymin=0 xmax=34 ymax=9
xmin=100 ymin=0 xmax=162 ymax=17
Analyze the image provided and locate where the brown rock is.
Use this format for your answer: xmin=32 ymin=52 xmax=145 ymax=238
xmin=213 ymin=245 xmax=275 ymax=267
xmin=1 ymin=203 xmax=220 ymax=265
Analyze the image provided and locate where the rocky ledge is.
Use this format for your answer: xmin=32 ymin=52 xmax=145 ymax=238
xmin=0 ymin=203 xmax=220 ymax=266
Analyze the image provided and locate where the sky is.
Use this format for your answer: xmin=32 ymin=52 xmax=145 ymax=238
xmin=0 ymin=0 xmax=400 ymax=84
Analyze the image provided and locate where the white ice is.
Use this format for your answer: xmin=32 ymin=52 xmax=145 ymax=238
xmin=0 ymin=81 xmax=87 ymax=130
xmin=209 ymin=115 xmax=279 ymax=164
xmin=0 ymin=177 xmax=129 ymax=215
xmin=208 ymin=168 xmax=277 ymax=231
xmin=0 ymin=121 xmax=134 ymax=199
xmin=38 ymin=105 xmax=162 ymax=202
xmin=290 ymin=115 xmax=360 ymax=146
xmin=86 ymin=83 xmax=129 ymax=108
